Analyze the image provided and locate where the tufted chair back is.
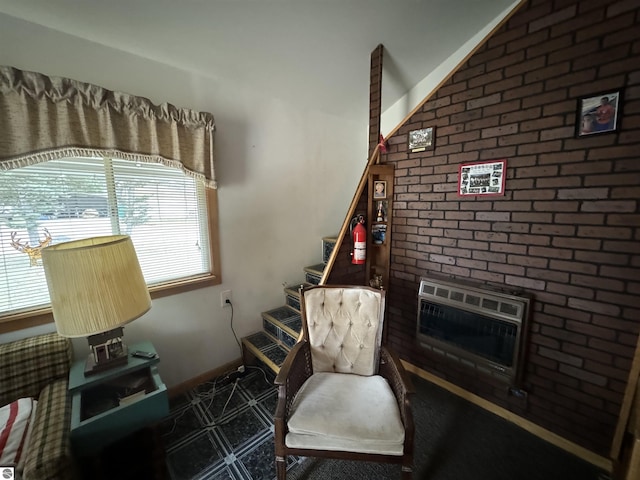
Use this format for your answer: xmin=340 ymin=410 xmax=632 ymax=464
xmin=301 ymin=285 xmax=385 ymax=376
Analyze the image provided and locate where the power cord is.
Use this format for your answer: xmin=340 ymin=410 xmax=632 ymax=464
xmin=166 ymin=302 xmax=268 ymax=434
xmin=165 ymin=376 xmax=220 ymax=434
xmin=246 ymin=365 xmax=271 ymax=386
xmin=212 ymin=366 xmax=273 ymax=424
xmin=164 ymin=365 xmax=272 ymax=434
xmin=219 ymin=378 xmax=239 ymax=419
xmin=226 ymin=299 xmax=242 ymax=356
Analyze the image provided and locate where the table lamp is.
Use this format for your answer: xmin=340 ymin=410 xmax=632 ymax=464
xmin=41 ymin=235 xmax=151 ymax=376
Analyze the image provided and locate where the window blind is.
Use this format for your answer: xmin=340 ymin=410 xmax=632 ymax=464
xmin=0 ymin=157 xmax=210 ymax=316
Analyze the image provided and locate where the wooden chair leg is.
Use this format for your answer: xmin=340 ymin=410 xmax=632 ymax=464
xmin=276 ymin=454 xmax=287 ymax=480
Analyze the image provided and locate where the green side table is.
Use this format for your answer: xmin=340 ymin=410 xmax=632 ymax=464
xmin=68 ymin=340 xmax=169 ymax=457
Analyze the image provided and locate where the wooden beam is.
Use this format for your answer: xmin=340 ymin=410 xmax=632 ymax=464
xmin=611 ymin=336 xmax=640 ymax=460
xmin=369 ymin=44 xmax=384 ymax=159
xmin=403 ymin=361 xmax=613 ymax=473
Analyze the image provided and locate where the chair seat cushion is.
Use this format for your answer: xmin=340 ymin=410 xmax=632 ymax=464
xmin=286 ymin=372 xmax=405 ymax=455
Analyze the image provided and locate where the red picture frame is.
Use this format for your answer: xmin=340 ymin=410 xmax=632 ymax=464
xmin=458 ymin=159 xmax=506 ymax=197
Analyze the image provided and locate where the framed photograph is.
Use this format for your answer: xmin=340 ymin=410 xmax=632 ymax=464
xmin=458 ymin=159 xmax=506 ymax=197
xmin=576 ymin=89 xmax=623 ymax=137
xmin=408 ymin=127 xmax=435 ymax=152
xmin=373 ymin=180 xmax=387 ymax=199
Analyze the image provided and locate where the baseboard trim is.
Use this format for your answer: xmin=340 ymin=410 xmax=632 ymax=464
xmin=402 ymin=361 xmax=613 ymax=473
xmin=167 ymin=357 xmax=243 ymax=398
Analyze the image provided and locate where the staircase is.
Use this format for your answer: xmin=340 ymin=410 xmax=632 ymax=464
xmin=240 ymin=44 xmax=386 ymax=379
xmin=240 ymin=236 xmax=337 ymax=375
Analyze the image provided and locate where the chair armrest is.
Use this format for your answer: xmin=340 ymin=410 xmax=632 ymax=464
xmin=23 ymin=378 xmax=74 ymax=480
xmin=379 ymin=345 xmax=415 ymax=396
xmin=274 ymin=341 xmax=313 ymax=442
xmin=0 ymin=333 xmax=72 ymax=406
xmin=379 ymin=345 xmax=415 ymax=452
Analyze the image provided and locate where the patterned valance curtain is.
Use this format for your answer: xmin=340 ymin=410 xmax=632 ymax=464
xmin=0 ymin=66 xmax=216 ymax=188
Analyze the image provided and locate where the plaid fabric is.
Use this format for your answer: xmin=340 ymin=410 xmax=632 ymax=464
xmin=0 ymin=333 xmax=73 ymax=407
xmin=0 ymin=333 xmax=75 ymax=480
xmin=22 ymin=379 xmax=74 ymax=480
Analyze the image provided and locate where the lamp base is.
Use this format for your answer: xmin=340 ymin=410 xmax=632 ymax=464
xmin=84 ymin=327 xmax=129 ymax=377
xmin=84 ymin=348 xmax=128 ymax=376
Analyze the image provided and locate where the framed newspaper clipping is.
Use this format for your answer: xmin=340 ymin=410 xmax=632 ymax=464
xmin=458 ymin=159 xmax=506 ymax=197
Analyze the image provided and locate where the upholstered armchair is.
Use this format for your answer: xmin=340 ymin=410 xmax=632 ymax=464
xmin=274 ymin=285 xmax=414 ymax=479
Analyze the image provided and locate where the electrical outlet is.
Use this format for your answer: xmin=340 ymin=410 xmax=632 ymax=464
xmin=221 ymin=290 xmax=232 ymax=308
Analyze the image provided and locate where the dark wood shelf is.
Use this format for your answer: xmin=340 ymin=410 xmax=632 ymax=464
xmin=366 ymin=164 xmax=394 ymax=292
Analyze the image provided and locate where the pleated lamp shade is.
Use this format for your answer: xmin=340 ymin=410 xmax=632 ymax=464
xmin=41 ymin=235 xmax=151 ymax=337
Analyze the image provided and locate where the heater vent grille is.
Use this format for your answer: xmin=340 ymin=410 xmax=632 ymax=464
xmin=417 ymin=277 xmax=531 ymax=385
xmin=419 ymin=278 xmax=525 ymax=323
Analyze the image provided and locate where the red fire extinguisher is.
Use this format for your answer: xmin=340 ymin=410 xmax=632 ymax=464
xmin=350 ymin=214 xmax=366 ymax=265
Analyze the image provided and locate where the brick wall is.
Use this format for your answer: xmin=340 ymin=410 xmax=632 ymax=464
xmin=382 ymin=0 xmax=640 ymax=456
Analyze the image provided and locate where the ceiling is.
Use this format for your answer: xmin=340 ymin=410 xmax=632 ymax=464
xmin=0 ymin=0 xmax=517 ymax=120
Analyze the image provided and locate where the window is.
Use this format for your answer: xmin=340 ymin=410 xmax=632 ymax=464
xmin=0 ymin=157 xmax=220 ymax=324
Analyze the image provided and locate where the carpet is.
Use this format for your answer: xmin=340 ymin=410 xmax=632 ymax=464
xmin=162 ymin=366 xmax=611 ymax=480
xmin=286 ymin=373 xmax=610 ymax=480
xmin=79 ymin=426 xmax=169 ymax=479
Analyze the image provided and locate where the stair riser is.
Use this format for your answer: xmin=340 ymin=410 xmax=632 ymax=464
xmin=241 ymin=236 xmax=337 ymax=376
xmin=285 ymin=293 xmax=300 ymax=312
xmin=284 ymin=282 xmax=312 ymax=312
xmin=322 ymin=238 xmax=337 ymax=264
xmin=242 ymin=333 xmax=289 ymax=374
xmin=263 ymin=317 xmax=298 ymax=349
xmin=262 ymin=305 xmax=301 ymax=347
xmin=305 ymin=272 xmax=322 ymax=285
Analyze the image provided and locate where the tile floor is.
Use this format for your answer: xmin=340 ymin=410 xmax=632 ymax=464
xmin=160 ymin=367 xmax=303 ymax=480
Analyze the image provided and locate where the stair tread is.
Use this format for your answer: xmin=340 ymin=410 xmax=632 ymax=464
xmin=284 ymin=282 xmax=312 ymax=296
xmin=241 ymin=233 xmax=334 ymax=375
xmin=303 ymin=263 xmax=325 ymax=274
xmin=263 ymin=307 xmax=301 ymax=335
xmin=243 ymin=330 xmax=278 ymax=350
xmin=262 ymin=305 xmax=299 ymax=322
xmin=242 ymin=332 xmax=289 ymax=374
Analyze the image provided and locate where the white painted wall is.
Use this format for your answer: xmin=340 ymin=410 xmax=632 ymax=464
xmin=0 ymin=13 xmax=366 ymax=387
